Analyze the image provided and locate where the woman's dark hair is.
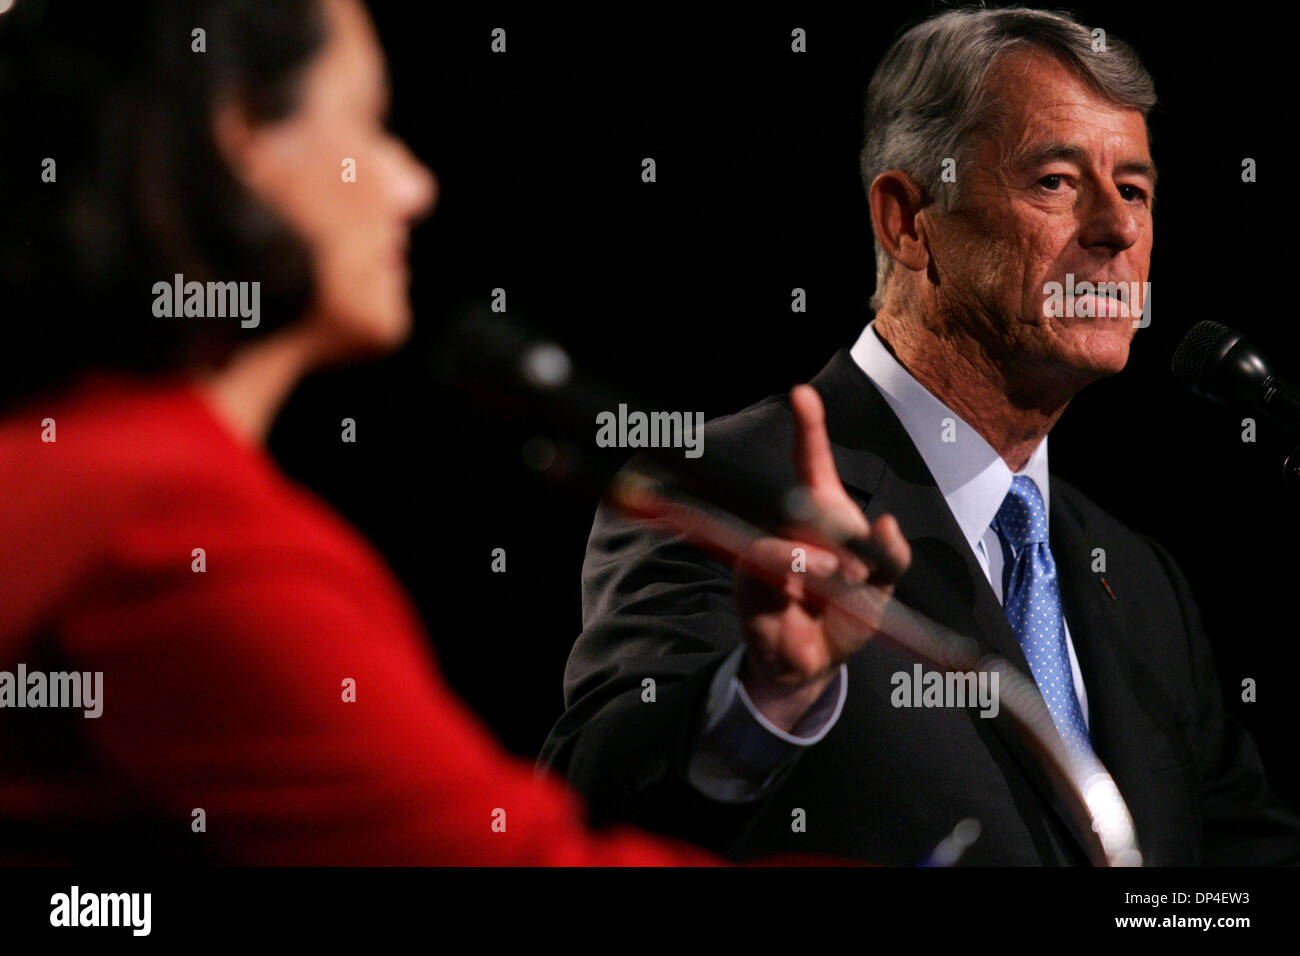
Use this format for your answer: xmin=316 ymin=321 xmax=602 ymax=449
xmin=0 ymin=0 xmax=328 ymax=408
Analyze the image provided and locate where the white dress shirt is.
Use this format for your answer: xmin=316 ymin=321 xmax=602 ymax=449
xmin=688 ymin=320 xmax=1088 ymax=802
xmin=850 ymin=320 xmax=1088 ymax=720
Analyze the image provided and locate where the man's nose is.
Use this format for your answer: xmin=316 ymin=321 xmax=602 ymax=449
xmin=1076 ymin=181 xmax=1143 ymax=253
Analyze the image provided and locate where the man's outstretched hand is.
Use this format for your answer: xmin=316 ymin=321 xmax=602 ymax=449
xmin=734 ymin=384 xmax=911 ymax=732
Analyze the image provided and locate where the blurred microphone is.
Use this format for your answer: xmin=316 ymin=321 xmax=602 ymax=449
xmin=435 ymin=308 xmax=905 ymax=579
xmin=1172 ymin=320 xmax=1300 ymax=438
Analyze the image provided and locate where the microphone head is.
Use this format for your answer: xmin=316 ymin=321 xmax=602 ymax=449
xmin=434 ymin=308 xmax=567 ymax=387
xmin=1171 ymin=320 xmax=1271 ymax=407
xmin=1171 ymin=320 xmax=1233 ymax=386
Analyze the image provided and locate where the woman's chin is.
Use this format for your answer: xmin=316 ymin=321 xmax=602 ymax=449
xmin=369 ymin=305 xmax=414 ymax=350
xmin=316 ymin=305 xmax=414 ymax=363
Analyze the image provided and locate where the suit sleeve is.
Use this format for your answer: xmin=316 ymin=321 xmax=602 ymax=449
xmin=1146 ymin=535 xmax=1300 ymax=864
xmin=58 ymin=536 xmax=719 ymax=866
xmin=539 ymin=497 xmax=818 ymax=856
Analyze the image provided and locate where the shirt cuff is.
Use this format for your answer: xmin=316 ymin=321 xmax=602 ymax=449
xmin=687 ymin=646 xmax=847 ymax=803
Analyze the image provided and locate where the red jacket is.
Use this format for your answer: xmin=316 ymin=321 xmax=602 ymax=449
xmin=0 ymin=372 xmax=718 ymax=865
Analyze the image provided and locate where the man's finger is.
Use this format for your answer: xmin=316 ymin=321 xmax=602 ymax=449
xmin=737 ymin=536 xmax=840 ymax=585
xmin=791 ymin=384 xmax=843 ymax=492
xmin=857 ymin=513 xmax=911 ymax=587
xmin=790 ymin=384 xmax=871 ymax=541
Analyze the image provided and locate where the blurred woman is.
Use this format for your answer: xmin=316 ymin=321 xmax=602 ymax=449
xmin=0 ymin=0 xmax=724 ymax=864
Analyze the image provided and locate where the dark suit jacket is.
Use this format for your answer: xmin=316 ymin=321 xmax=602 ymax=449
xmin=540 ymin=349 xmax=1300 ymax=865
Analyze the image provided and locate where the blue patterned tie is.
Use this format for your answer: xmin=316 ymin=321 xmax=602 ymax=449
xmin=994 ymin=476 xmax=1092 ymax=758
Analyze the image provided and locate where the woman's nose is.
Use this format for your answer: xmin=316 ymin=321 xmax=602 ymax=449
xmin=393 ymin=144 xmax=437 ymax=223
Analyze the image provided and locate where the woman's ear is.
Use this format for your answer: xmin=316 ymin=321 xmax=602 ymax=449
xmin=211 ymin=99 xmax=291 ymax=196
xmin=211 ymin=98 xmax=260 ymax=187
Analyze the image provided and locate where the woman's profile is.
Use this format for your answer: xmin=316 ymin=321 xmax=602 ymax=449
xmin=0 ymin=0 xmax=725 ymax=865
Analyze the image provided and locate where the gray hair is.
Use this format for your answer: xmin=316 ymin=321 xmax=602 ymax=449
xmin=861 ymin=6 xmax=1157 ymax=310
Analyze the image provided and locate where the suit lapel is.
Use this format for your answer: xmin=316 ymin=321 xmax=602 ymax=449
xmin=1049 ymin=483 xmax=1154 ymax=850
xmin=1049 ymin=484 xmax=1131 ymax=763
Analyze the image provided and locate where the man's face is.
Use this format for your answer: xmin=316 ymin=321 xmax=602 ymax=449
xmin=925 ymin=49 xmax=1155 ymax=389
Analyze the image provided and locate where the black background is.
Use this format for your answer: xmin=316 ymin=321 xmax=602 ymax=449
xmin=265 ymin=1 xmax=1300 ymax=813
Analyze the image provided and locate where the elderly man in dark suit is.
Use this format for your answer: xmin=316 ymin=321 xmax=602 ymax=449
xmin=539 ymin=7 xmax=1300 ymax=864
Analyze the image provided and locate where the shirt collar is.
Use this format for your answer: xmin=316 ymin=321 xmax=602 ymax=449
xmin=848 ymin=319 xmax=1051 ymax=552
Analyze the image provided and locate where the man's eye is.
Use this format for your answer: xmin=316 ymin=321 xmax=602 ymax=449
xmin=1118 ymin=184 xmax=1146 ymax=202
xmin=1038 ymin=174 xmax=1065 ymax=190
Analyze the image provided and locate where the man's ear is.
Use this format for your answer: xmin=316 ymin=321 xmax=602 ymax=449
xmin=868 ymin=170 xmax=930 ymax=274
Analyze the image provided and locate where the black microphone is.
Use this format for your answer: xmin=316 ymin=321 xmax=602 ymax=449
xmin=1172 ymin=320 xmax=1300 ymax=437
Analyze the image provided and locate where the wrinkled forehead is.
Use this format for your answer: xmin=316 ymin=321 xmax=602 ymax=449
xmin=950 ymin=55 xmax=1155 ymax=195
xmin=979 ymin=49 xmax=1152 ymax=158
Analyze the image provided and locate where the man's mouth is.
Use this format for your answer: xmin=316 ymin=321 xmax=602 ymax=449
xmin=1068 ymin=281 xmax=1127 ymax=298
